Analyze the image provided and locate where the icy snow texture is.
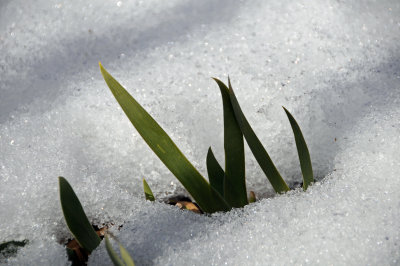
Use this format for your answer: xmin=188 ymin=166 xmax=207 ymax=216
xmin=0 ymin=0 xmax=399 ymax=265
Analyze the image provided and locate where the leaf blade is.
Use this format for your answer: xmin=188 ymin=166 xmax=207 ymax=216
xmin=283 ymin=107 xmax=314 ymax=190
xmin=105 ymin=236 xmax=125 ymax=266
xmin=99 ymin=63 xmax=230 ymax=213
xmin=227 ymin=79 xmax=290 ymax=193
xmin=58 ymin=177 xmax=101 ymax=253
xmin=206 ymin=147 xmax=225 ymax=197
xmin=119 ymin=243 xmax=135 ymax=266
xmin=143 ymin=178 xmax=155 ymax=201
xmin=213 ymin=78 xmax=247 ymax=207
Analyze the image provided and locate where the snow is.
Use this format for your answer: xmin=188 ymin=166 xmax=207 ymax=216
xmin=1 ymin=0 xmax=399 ymax=265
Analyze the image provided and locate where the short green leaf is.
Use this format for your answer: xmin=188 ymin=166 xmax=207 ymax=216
xmin=105 ymin=235 xmax=125 ymax=266
xmin=213 ymin=78 xmax=247 ymax=207
xmin=99 ymin=63 xmax=230 ymax=213
xmin=58 ymin=177 xmax=101 ymax=252
xmin=283 ymin=107 xmax=314 ymax=190
xmin=206 ymin=147 xmax=225 ymax=197
xmin=119 ymin=243 xmax=135 ymax=266
xmin=105 ymin=235 xmax=135 ymax=266
xmin=143 ymin=178 xmax=155 ymax=201
xmin=227 ymin=79 xmax=290 ymax=193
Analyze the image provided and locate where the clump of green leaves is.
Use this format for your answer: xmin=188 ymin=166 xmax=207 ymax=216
xmin=99 ymin=63 xmax=314 ymax=213
xmin=56 ymin=63 xmax=314 ymax=264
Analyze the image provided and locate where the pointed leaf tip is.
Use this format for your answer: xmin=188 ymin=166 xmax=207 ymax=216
xmin=283 ymin=107 xmax=314 ymax=191
xmin=213 ymin=78 xmax=247 ymax=207
xmin=226 ymin=81 xmax=290 ymax=193
xmin=143 ymin=178 xmax=155 ymax=201
xmin=99 ymin=62 xmax=106 ymax=73
xmin=211 ymin=77 xmax=221 ymax=83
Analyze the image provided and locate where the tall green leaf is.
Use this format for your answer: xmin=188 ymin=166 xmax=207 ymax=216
xmin=206 ymin=147 xmax=225 ymax=197
xmin=226 ymin=79 xmax=290 ymax=193
xmin=142 ymin=178 xmax=155 ymax=201
xmin=58 ymin=177 xmax=101 ymax=252
xmin=213 ymin=78 xmax=247 ymax=207
xmin=283 ymin=107 xmax=314 ymax=190
xmin=99 ymin=63 xmax=230 ymax=213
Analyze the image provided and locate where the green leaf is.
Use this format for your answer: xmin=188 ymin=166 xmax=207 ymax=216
xmin=213 ymin=78 xmax=247 ymax=207
xmin=226 ymin=79 xmax=290 ymax=193
xmin=206 ymin=147 xmax=225 ymax=197
xmin=105 ymin=235 xmax=125 ymax=266
xmin=105 ymin=235 xmax=135 ymax=266
xmin=99 ymin=63 xmax=230 ymax=213
xmin=58 ymin=177 xmax=101 ymax=252
xmin=283 ymin=107 xmax=314 ymax=190
xmin=143 ymin=178 xmax=155 ymax=201
xmin=119 ymin=243 xmax=135 ymax=266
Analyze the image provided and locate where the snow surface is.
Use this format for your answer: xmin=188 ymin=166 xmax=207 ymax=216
xmin=1 ymin=0 xmax=400 ymax=265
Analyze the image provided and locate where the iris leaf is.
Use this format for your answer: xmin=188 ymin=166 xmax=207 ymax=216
xmin=143 ymin=178 xmax=155 ymax=201
xmin=206 ymin=147 xmax=225 ymax=197
xmin=213 ymin=78 xmax=247 ymax=207
xmin=58 ymin=177 xmax=101 ymax=252
xmin=119 ymin=242 xmax=135 ymax=266
xmin=99 ymin=63 xmax=230 ymax=213
xmin=105 ymin=235 xmax=126 ymax=266
xmin=283 ymin=107 xmax=314 ymax=190
xmin=226 ymin=79 xmax=290 ymax=193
